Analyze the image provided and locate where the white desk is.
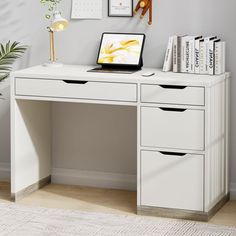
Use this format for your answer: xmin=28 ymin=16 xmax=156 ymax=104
xmin=11 ymin=65 xmax=229 ymax=221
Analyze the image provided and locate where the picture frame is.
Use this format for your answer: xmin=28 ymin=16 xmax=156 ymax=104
xmin=108 ymin=0 xmax=133 ymax=17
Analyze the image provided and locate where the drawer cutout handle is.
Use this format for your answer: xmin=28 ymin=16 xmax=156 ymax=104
xmin=159 ymin=107 xmax=187 ymax=112
xmin=159 ymin=151 xmax=187 ymax=157
xmin=63 ymin=80 xmax=88 ymax=84
xmin=159 ymin=85 xmax=187 ymax=89
xmin=0 ymin=93 xmax=5 ymax=100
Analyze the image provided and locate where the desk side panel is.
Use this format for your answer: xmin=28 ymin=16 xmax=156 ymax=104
xmin=204 ymin=80 xmax=227 ymax=211
xmin=11 ymin=81 xmax=51 ymax=195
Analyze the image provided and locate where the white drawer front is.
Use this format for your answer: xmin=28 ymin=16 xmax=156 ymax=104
xmin=141 ymin=84 xmax=204 ymax=106
xmin=141 ymin=150 xmax=204 ymax=211
xmin=141 ymin=107 xmax=204 ymax=150
xmin=15 ymin=78 xmax=137 ymax=102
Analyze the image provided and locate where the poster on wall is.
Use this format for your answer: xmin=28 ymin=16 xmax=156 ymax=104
xmin=71 ymin=0 xmax=102 ymax=19
xmin=108 ymin=0 xmax=133 ymax=17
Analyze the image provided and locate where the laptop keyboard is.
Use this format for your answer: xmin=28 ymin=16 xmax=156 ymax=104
xmin=88 ymin=67 xmax=139 ymax=74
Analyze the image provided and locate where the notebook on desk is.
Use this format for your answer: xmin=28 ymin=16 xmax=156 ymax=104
xmin=88 ymin=32 xmax=145 ymax=74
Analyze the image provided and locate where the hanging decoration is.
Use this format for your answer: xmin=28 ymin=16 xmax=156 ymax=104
xmin=134 ymin=0 xmax=152 ymax=25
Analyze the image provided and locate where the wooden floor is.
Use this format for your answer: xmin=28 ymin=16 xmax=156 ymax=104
xmin=0 ymin=182 xmax=236 ymax=227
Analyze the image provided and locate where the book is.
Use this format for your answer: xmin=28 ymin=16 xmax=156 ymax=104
xmin=173 ymin=36 xmax=178 ymax=72
xmin=189 ymin=36 xmax=202 ymax=73
xmin=194 ymin=38 xmax=202 ymax=74
xmin=181 ymin=35 xmax=200 ymax=73
xmin=189 ymin=38 xmax=194 ymax=73
xmin=185 ymin=37 xmax=191 ymax=73
xmin=208 ymin=39 xmax=220 ymax=75
xmin=173 ymin=35 xmax=186 ymax=73
xmin=205 ymin=36 xmax=217 ymax=73
xmin=181 ymin=36 xmax=189 ymax=73
xmin=215 ymin=41 xmax=226 ymax=75
xmin=163 ymin=36 xmax=174 ymax=72
xmin=222 ymin=42 xmax=226 ymax=74
xmin=200 ymin=36 xmax=217 ymax=74
xmin=199 ymin=39 xmax=205 ymax=74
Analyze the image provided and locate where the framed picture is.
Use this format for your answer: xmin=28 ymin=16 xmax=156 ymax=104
xmin=108 ymin=0 xmax=133 ymax=17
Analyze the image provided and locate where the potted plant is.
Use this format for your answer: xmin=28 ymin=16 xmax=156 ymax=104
xmin=0 ymin=41 xmax=27 ymax=82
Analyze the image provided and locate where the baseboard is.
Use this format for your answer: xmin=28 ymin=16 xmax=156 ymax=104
xmin=12 ymin=176 xmax=51 ymax=202
xmin=230 ymin=182 xmax=236 ymax=200
xmin=0 ymin=164 xmax=136 ymax=190
xmin=1 ymin=162 xmax=235 ymax=196
xmin=51 ymin=168 xmax=137 ymax=191
xmin=0 ymin=162 xmax=10 ymax=181
xmin=137 ymin=193 xmax=230 ymax=222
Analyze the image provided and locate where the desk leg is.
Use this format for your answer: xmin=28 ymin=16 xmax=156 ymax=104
xmin=137 ymin=83 xmax=141 ymax=208
xmin=11 ymin=100 xmax=52 ymax=201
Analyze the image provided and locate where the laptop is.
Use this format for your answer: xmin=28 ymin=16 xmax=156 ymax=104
xmin=88 ymin=32 xmax=145 ymax=74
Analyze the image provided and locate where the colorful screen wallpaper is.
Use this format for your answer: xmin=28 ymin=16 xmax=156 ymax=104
xmin=98 ymin=34 xmax=144 ymax=65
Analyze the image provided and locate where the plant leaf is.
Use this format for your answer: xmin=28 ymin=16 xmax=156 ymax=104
xmin=0 ymin=41 xmax=27 ymax=82
xmin=0 ymin=72 xmax=10 ymax=81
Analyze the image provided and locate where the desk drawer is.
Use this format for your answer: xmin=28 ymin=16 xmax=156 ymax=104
xmin=141 ymin=106 xmax=204 ymax=150
xmin=15 ymin=78 xmax=137 ymax=102
xmin=141 ymin=84 xmax=204 ymax=105
xmin=140 ymin=150 xmax=204 ymax=211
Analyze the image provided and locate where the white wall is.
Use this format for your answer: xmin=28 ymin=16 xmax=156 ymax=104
xmin=52 ymin=103 xmax=137 ymax=175
xmin=0 ymin=81 xmax=10 ymax=180
xmin=0 ymin=0 xmax=236 ymax=193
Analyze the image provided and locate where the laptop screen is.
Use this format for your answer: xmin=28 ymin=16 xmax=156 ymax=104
xmin=97 ymin=33 xmax=145 ymax=66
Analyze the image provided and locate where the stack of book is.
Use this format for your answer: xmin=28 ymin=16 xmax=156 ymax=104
xmin=163 ymin=35 xmax=226 ymax=75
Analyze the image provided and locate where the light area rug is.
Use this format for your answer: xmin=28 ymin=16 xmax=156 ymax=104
xmin=0 ymin=203 xmax=235 ymax=236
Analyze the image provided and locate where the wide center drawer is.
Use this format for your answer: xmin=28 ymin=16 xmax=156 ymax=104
xmin=15 ymin=78 xmax=137 ymax=102
xmin=141 ymin=84 xmax=204 ymax=106
xmin=141 ymin=106 xmax=204 ymax=150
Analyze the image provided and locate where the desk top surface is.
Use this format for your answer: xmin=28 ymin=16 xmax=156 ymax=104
xmin=12 ymin=65 xmax=229 ymax=87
